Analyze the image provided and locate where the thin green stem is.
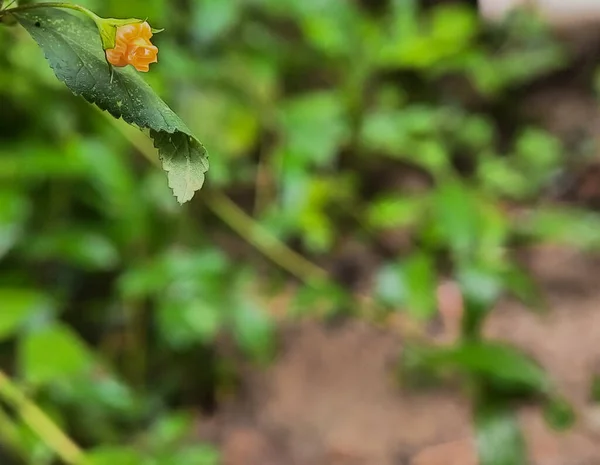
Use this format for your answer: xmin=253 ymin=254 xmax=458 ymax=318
xmin=101 ymin=111 xmax=329 ymax=285
xmin=0 ymin=405 xmax=29 ymax=464
xmin=0 ymin=2 xmax=99 ymax=20
xmin=0 ymin=370 xmax=89 ymax=465
xmin=203 ymin=189 xmax=329 ymax=284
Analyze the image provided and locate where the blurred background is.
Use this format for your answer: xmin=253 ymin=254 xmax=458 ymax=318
xmin=2 ymin=0 xmax=600 ymax=464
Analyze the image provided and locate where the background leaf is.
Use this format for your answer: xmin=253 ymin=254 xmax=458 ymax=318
xmin=416 ymin=342 xmax=552 ymax=396
xmin=543 ymin=396 xmax=576 ymax=431
xmin=0 ymin=289 xmax=53 ymax=341
xmin=404 ymin=252 xmax=437 ymax=319
xmin=475 ymin=403 xmax=526 ymax=465
xmin=19 ymin=323 xmax=93 ymax=386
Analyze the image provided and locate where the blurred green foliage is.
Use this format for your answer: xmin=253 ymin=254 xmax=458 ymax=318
xmin=1 ymin=0 xmax=600 ymax=464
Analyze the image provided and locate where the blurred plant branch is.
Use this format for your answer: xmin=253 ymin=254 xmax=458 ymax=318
xmin=0 ymin=370 xmax=89 ymax=465
xmin=203 ymin=190 xmax=328 ymax=284
xmin=0 ymin=2 xmax=97 ymax=20
xmin=0 ymin=405 xmax=29 ymax=463
xmin=105 ymin=112 xmax=329 ymax=286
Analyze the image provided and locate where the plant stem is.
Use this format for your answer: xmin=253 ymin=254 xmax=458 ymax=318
xmin=0 ymin=2 xmax=99 ymax=20
xmin=103 ymin=112 xmax=329 ymax=286
xmin=0 ymin=370 xmax=89 ymax=465
xmin=0 ymin=406 xmax=29 ymax=464
xmin=203 ymin=189 xmax=329 ymax=284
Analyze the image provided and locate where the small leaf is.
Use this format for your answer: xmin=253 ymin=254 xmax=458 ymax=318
xmin=398 ymin=344 xmax=446 ymax=390
xmin=404 ymin=253 xmax=437 ymax=320
xmin=23 ymin=228 xmax=120 ymax=270
xmin=0 ymin=289 xmax=52 ymax=341
xmin=152 ymin=132 xmax=207 ymax=203
xmin=192 ymin=0 xmax=240 ymax=43
xmin=157 ymin=297 xmax=222 ymax=348
xmin=164 ymin=444 xmax=220 ymax=465
xmin=15 ymin=8 xmax=208 ymax=203
xmin=514 ymin=128 xmax=562 ymax=175
xmin=232 ymin=299 xmax=275 ymax=364
xmin=419 ymin=342 xmax=551 ymax=396
xmin=519 ymin=207 xmax=600 ymax=250
xmin=19 ymin=323 xmax=93 ymax=386
xmin=367 ymin=195 xmax=424 ymax=230
xmin=374 ymin=262 xmax=406 ymax=307
xmin=0 ymin=189 xmax=30 ymax=258
xmin=543 ymin=397 xmax=575 ymax=431
xmin=458 ymin=263 xmax=503 ymax=309
xmin=475 ymin=403 xmax=526 ymax=465
xmin=501 ymin=263 xmax=544 ymax=310
xmin=148 ymin=412 xmax=194 ymax=449
xmin=457 ymin=262 xmax=503 ymax=337
xmin=292 ymin=281 xmax=351 ymax=318
xmin=279 ymin=91 xmax=349 ymax=166
xmin=433 ymin=180 xmax=478 ymax=258
xmin=89 ymin=446 xmax=144 ymax=465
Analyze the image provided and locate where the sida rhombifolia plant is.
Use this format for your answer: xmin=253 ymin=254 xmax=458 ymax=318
xmin=0 ymin=0 xmax=208 ymax=204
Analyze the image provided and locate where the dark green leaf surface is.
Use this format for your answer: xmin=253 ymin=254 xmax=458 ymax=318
xmin=14 ymin=8 xmax=208 ymax=203
xmin=420 ymin=341 xmax=551 ymax=395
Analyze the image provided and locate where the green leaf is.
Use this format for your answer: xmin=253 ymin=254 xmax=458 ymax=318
xmin=163 ymin=445 xmax=220 ymax=465
xmin=89 ymin=446 xmax=144 ymax=465
xmin=519 ymin=207 xmax=600 ymax=250
xmin=14 ymin=8 xmax=208 ymax=203
xmin=279 ymin=91 xmax=349 ymax=166
xmin=477 ymin=156 xmax=530 ymax=199
xmin=458 ymin=260 xmax=544 ymax=337
xmin=543 ymin=397 xmax=575 ymax=431
xmin=367 ymin=195 xmax=424 ymax=230
xmin=157 ymin=297 xmax=222 ymax=348
xmin=514 ymin=128 xmax=562 ymax=174
xmin=148 ymin=412 xmax=194 ymax=450
xmin=232 ymin=298 xmax=275 ymax=364
xmin=58 ymin=375 xmax=137 ymax=414
xmin=297 ymin=1 xmax=361 ymax=57
xmin=433 ymin=180 xmax=478 ymax=258
xmin=457 ymin=262 xmax=503 ymax=337
xmin=192 ymin=0 xmax=241 ymax=43
xmin=374 ymin=263 xmax=406 ymax=307
xmin=0 ymin=189 xmax=30 ymax=259
xmin=23 ymin=228 xmax=120 ymax=270
xmin=0 ymin=143 xmax=87 ymax=180
xmin=419 ymin=342 xmax=551 ymax=396
xmin=475 ymin=403 xmax=526 ymax=465
xmin=500 ymin=263 xmax=544 ymax=310
xmin=404 ymin=253 xmax=437 ymax=320
xmin=458 ymin=263 xmax=503 ymax=308
xmin=0 ymin=289 xmax=52 ymax=341
xmin=291 ymin=281 xmax=351 ymax=318
xmin=19 ymin=323 xmax=93 ymax=386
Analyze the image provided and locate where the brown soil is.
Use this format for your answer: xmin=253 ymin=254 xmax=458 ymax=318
xmin=199 ymin=246 xmax=600 ymax=465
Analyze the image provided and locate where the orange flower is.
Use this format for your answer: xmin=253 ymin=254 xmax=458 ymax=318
xmin=105 ymin=22 xmax=158 ymax=72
